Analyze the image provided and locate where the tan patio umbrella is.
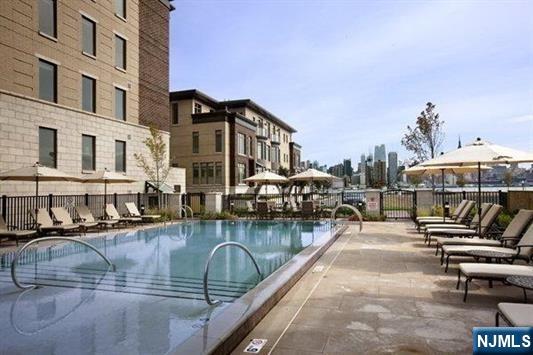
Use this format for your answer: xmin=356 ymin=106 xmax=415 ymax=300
xmin=404 ymin=164 xmax=491 ymax=221
xmin=289 ymin=168 xmax=335 ymax=194
xmin=419 ymin=138 xmax=533 ymax=233
xmin=0 ymin=162 xmax=82 ymax=212
xmin=243 ymin=171 xmax=289 ymax=185
xmin=81 ymin=169 xmax=137 ymax=204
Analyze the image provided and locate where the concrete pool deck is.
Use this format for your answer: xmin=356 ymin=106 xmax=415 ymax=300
xmin=232 ymin=222 xmax=527 ymax=354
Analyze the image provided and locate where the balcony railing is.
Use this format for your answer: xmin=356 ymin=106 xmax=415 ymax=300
xmin=256 ymin=127 xmax=268 ymax=139
xmin=271 ymin=134 xmax=280 ymax=144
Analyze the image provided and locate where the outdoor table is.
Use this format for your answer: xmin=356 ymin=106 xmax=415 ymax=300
xmin=506 ymin=275 xmax=533 ymax=302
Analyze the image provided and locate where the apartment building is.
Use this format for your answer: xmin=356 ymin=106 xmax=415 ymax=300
xmin=169 ymin=90 xmax=302 ymax=194
xmin=0 ymin=0 xmax=185 ymax=195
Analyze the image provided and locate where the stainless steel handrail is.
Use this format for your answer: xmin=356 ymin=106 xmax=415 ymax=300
xmin=330 ymin=204 xmax=363 ymax=232
xmin=11 ymin=237 xmax=115 ymax=290
xmin=203 ymin=242 xmax=262 ymax=306
xmin=181 ymin=205 xmax=193 ymax=220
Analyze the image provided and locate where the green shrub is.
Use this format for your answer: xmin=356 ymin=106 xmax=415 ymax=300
xmin=147 ymin=207 xmax=178 ymax=222
xmin=497 ymin=212 xmax=513 ymax=228
xmin=199 ymin=211 xmax=238 ymax=220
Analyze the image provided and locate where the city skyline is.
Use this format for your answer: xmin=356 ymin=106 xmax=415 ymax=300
xmin=169 ymin=0 xmax=532 ymax=166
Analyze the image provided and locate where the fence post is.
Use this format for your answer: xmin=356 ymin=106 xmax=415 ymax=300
xmin=341 ymin=191 xmax=345 ymax=204
xmin=137 ymin=192 xmax=141 ymax=209
xmin=48 ymin=194 xmax=53 ymax=211
xmin=84 ymin=193 xmax=89 ymax=206
xmin=114 ymin=193 xmax=118 ymax=207
xmin=1 ymin=195 xmax=6 ymax=221
xmin=462 ymin=190 xmax=466 ymax=200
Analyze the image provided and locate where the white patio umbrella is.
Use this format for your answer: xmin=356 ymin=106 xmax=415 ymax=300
xmin=0 ymin=162 xmax=82 ymax=213
xmin=419 ymin=138 xmax=533 ymax=233
xmin=243 ymin=171 xmax=289 ymax=185
xmin=81 ymin=169 xmax=137 ymax=204
xmin=289 ymin=168 xmax=335 ymax=194
xmin=404 ymin=164 xmax=491 ymax=221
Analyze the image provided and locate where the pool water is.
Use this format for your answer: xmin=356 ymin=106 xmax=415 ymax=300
xmin=0 ymin=220 xmax=331 ymax=354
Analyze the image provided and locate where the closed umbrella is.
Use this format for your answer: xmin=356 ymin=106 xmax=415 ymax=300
xmin=0 ymin=162 xmax=82 ymax=214
xmin=404 ymin=164 xmax=491 ymax=221
xmin=81 ymin=169 xmax=136 ymax=204
xmin=419 ymin=138 xmax=533 ymax=234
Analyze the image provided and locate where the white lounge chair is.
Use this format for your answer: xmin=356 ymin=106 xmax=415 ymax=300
xmin=496 ymin=303 xmax=533 ymax=326
xmin=105 ymin=204 xmax=141 ymax=224
xmin=0 ymin=215 xmax=37 ymax=246
xmin=34 ymin=208 xmax=80 ymax=235
xmin=52 ymin=207 xmax=99 ymax=233
xmin=75 ymin=205 xmax=119 ymax=229
xmin=124 ymin=202 xmax=161 ymax=222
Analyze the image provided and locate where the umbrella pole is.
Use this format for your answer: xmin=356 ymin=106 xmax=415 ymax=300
xmin=477 ymin=162 xmax=482 ymax=236
xmin=104 ymin=180 xmax=107 ymax=205
xmin=35 ymin=175 xmax=39 ymax=215
xmin=441 ymin=169 xmax=445 ymax=222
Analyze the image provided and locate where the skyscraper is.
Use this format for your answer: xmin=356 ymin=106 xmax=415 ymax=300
xmin=343 ymin=159 xmax=353 ymax=177
xmin=374 ymin=144 xmax=386 ymax=163
xmin=360 ymin=154 xmax=366 ymax=186
xmin=388 ymin=152 xmax=398 ymax=187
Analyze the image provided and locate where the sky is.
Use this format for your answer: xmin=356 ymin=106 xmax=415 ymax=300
xmin=168 ymin=0 xmax=533 ymax=167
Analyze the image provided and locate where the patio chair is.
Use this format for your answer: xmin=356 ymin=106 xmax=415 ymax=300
xmin=457 ymin=263 xmax=533 ymax=302
xmin=245 ymin=200 xmax=256 ymax=219
xmin=419 ymin=201 xmax=477 ymax=231
xmin=256 ymin=201 xmax=270 ymax=219
xmin=105 ymin=204 xmax=142 ymax=224
xmin=51 ymin=207 xmax=99 ymax=234
xmin=75 ymin=205 xmax=118 ymax=229
xmin=34 ymin=208 xmax=80 ymax=235
xmin=416 ymin=199 xmax=470 ymax=229
xmin=496 ymin=303 xmax=533 ymax=326
xmin=425 ymin=203 xmax=501 ymax=246
xmin=440 ymin=211 xmax=533 ymax=271
xmin=302 ymin=201 xmax=317 ymax=220
xmin=124 ymin=202 xmax=161 ymax=222
xmin=0 ymin=215 xmax=37 ymax=246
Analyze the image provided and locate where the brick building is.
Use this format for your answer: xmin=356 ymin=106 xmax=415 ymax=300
xmin=0 ymin=0 xmax=185 ymax=195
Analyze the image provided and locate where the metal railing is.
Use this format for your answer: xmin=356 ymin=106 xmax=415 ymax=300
xmin=203 ymin=242 xmax=262 ymax=306
xmin=181 ymin=205 xmax=194 ymax=220
xmin=330 ymin=204 xmax=363 ymax=232
xmin=11 ymin=237 xmax=115 ymax=290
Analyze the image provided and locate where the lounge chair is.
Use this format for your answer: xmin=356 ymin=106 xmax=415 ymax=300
xmin=0 ymin=215 xmax=37 ymax=246
xmin=51 ymin=207 xmax=99 ymax=233
xmin=416 ymin=199 xmax=470 ymax=229
xmin=457 ymin=263 xmax=533 ymax=302
xmin=496 ymin=303 xmax=533 ymax=326
xmin=440 ymin=211 xmax=533 ymax=271
xmin=34 ymin=208 xmax=80 ymax=235
xmin=105 ymin=204 xmax=142 ymax=224
xmin=422 ymin=201 xmax=484 ymax=233
xmin=124 ymin=202 xmax=161 ymax=222
xmin=418 ymin=200 xmax=476 ymax=230
xmin=425 ymin=204 xmax=502 ymax=246
xmin=75 ymin=205 xmax=119 ymax=229
xmin=256 ymin=201 xmax=270 ymax=219
xmin=302 ymin=201 xmax=317 ymax=220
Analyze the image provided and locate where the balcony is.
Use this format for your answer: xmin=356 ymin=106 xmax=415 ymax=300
xmin=256 ymin=127 xmax=268 ymax=140
xmin=271 ymin=134 xmax=280 ymax=145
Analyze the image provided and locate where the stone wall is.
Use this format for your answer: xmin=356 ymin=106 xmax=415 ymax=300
xmin=0 ymin=90 xmax=185 ymax=196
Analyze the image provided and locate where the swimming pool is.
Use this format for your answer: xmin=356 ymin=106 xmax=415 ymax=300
xmin=0 ymin=220 xmax=333 ymax=354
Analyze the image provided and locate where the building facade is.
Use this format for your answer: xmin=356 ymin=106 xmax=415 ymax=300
xmin=169 ymin=90 xmax=301 ymax=194
xmin=0 ymin=0 xmax=185 ymax=195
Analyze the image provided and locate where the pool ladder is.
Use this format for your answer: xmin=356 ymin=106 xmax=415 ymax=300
xmin=181 ymin=205 xmax=194 ymax=220
xmin=203 ymin=242 xmax=262 ymax=306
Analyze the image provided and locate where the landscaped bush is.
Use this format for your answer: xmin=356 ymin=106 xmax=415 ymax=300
xmin=497 ymin=211 xmax=513 ymax=228
xmin=199 ymin=211 xmax=238 ymax=220
xmin=147 ymin=207 xmax=179 ymax=222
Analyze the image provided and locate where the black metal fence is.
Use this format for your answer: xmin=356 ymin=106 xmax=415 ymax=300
xmin=433 ymin=190 xmax=506 ymax=208
xmin=380 ymin=189 xmax=416 ymax=220
xmin=1 ymin=193 xmax=181 ymax=231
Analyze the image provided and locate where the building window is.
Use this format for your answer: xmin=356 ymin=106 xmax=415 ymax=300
xmin=215 ymin=130 xmax=222 ymax=153
xmin=215 ymin=162 xmax=222 ymax=184
xmin=200 ymin=163 xmax=207 ymax=184
xmin=257 ymin=142 xmax=261 ymax=160
xmin=192 ymin=132 xmax=199 ymax=153
xmin=82 ymin=134 xmax=95 ymax=171
xmin=192 ymin=163 xmax=199 ymax=184
xmin=207 ymin=163 xmax=214 ymax=184
xmin=38 ymin=59 xmax=57 ymax=103
xmin=171 ymin=102 xmax=179 ymax=124
xmin=115 ymin=0 xmax=126 ymax=19
xmin=115 ymin=35 xmax=126 ymax=70
xmin=248 ymin=137 xmax=253 ymax=156
xmin=39 ymin=127 xmax=57 ymax=168
xmin=82 ymin=75 xmax=96 ymax=113
xmin=194 ymin=103 xmax=202 ymax=114
xmin=237 ymin=163 xmax=246 ymax=184
xmin=39 ymin=0 xmax=56 ymax=38
xmin=115 ymin=140 xmax=126 ymax=172
xmin=114 ymin=87 xmax=126 ymax=120
xmin=82 ymin=16 xmax=96 ymax=56
xmin=238 ymin=133 xmax=246 ymax=155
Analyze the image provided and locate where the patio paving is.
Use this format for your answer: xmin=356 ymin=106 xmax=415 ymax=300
xmin=232 ymin=221 xmax=527 ymax=355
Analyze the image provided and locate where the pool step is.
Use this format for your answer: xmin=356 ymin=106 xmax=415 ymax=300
xmin=2 ymin=265 xmax=256 ymax=302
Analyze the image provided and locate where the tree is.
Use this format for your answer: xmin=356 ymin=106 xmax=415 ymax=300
xmin=134 ymin=126 xmax=170 ymax=209
xmin=456 ymin=174 xmax=466 ymax=188
xmin=401 ymin=102 xmax=445 ymax=163
xmin=503 ymin=169 xmax=514 ymax=188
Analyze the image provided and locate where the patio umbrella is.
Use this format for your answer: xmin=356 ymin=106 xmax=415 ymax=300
xmin=419 ymin=138 xmax=533 ymax=234
xmin=289 ymin=168 xmax=335 ymax=195
xmin=0 ymin=162 xmax=82 ymax=213
xmin=404 ymin=164 xmax=491 ymax=221
xmin=81 ymin=169 xmax=137 ymax=204
xmin=244 ymin=171 xmax=289 ymax=203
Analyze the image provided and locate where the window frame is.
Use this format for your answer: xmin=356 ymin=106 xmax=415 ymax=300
xmin=115 ymin=140 xmax=126 ymax=172
xmin=237 ymin=163 xmax=246 ymax=184
xmin=192 ymin=163 xmax=199 ymax=185
xmin=115 ymin=0 xmax=127 ymax=20
xmin=81 ymin=15 xmax=96 ymax=57
xmin=215 ymin=162 xmax=222 ymax=185
xmin=114 ymin=87 xmax=126 ymax=121
xmin=39 ymin=127 xmax=57 ymax=168
xmin=192 ymin=132 xmax=199 ymax=154
xmin=194 ymin=103 xmax=202 ymax=114
xmin=38 ymin=59 xmax=57 ymax=103
xmin=81 ymin=75 xmax=96 ymax=113
xmin=171 ymin=102 xmax=179 ymax=125
xmin=114 ymin=34 xmax=127 ymax=70
xmin=215 ymin=130 xmax=222 ymax=153
xmin=238 ymin=133 xmax=246 ymax=156
xmin=81 ymin=134 xmax=96 ymax=171
xmin=39 ymin=0 xmax=57 ymax=39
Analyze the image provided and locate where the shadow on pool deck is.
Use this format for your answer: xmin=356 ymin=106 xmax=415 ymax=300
xmin=231 ymin=221 xmax=526 ymax=355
